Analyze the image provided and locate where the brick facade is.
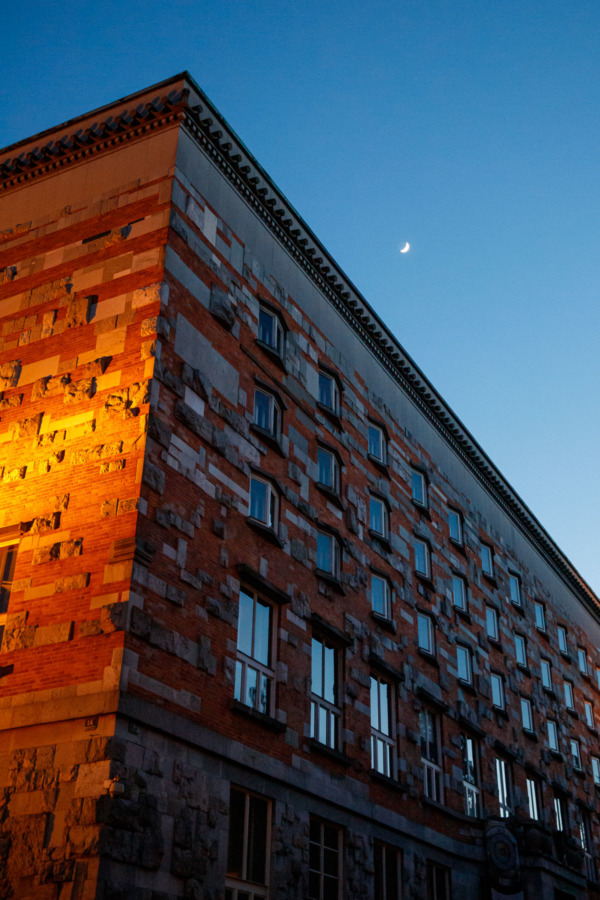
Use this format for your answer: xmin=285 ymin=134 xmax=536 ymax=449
xmin=0 ymin=73 xmax=599 ymax=899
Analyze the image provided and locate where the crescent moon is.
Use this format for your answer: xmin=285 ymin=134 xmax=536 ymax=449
xmin=400 ymin=242 xmax=410 ymax=254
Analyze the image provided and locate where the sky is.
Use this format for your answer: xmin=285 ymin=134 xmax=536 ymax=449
xmin=1 ymin=1 xmax=599 ymax=593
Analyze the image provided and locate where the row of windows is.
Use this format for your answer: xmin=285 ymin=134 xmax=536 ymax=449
xmin=227 ymin=783 xmax=447 ymax=900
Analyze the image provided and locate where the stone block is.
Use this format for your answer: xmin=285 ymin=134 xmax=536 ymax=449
xmin=0 ymin=359 xmax=21 ymax=390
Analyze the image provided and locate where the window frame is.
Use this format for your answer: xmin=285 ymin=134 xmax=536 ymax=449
xmin=411 ymin=468 xmax=428 ymax=509
xmin=563 ymin=679 xmax=574 ymax=710
xmin=509 ymin=572 xmax=522 ymax=607
xmin=414 ymin=537 xmax=431 ymax=579
xmin=451 ymin=573 xmax=468 ymax=612
xmin=308 ymin=817 xmax=341 ymax=900
xmin=316 ymin=529 xmax=341 ymax=581
xmin=369 ymin=494 xmax=389 ymax=540
xmin=491 ymin=672 xmax=505 ymax=710
xmin=534 ymin=601 xmax=546 ymax=631
xmin=485 ymin=605 xmax=499 ymax=642
xmin=367 ymin=421 xmax=387 ymax=465
xmin=0 ymin=539 xmax=18 ymax=647
xmin=578 ymin=647 xmax=589 ymax=676
xmin=252 ymin=386 xmax=282 ymax=438
xmin=526 ymin=777 xmax=541 ymax=821
xmin=248 ymin=474 xmax=279 ymax=530
xmin=310 ymin=635 xmax=341 ymax=751
xmin=541 ymin=658 xmax=553 ymax=691
xmin=584 ymin=699 xmax=595 ymax=729
xmin=514 ymin=633 xmax=527 ymax=668
xmin=257 ymin=303 xmax=285 ymax=358
xmin=374 ymin=843 xmax=402 ymax=900
xmin=548 ymin=720 xmax=559 ymax=752
xmin=370 ymin=673 xmax=396 ymax=778
xmin=316 ymin=444 xmax=341 ymax=496
xmin=592 ymin=756 xmax=600 ymax=786
xmin=448 ymin=508 xmax=463 ymax=545
xmin=317 ymin=368 xmax=341 ymax=416
xmin=557 ymin=624 xmax=568 ymax=655
xmin=456 ymin=644 xmax=473 ymax=685
xmin=570 ymin=737 xmax=582 ymax=771
xmin=420 ymin=709 xmax=443 ymax=802
xmin=520 ymin=697 xmax=534 ymax=733
xmin=480 ymin=542 xmax=494 ymax=577
xmin=370 ymin=572 xmax=392 ymax=620
xmin=235 ymin=588 xmax=276 ymax=717
xmin=495 ymin=757 xmax=512 ymax=818
xmin=427 ymin=861 xmax=451 ymax=900
xmin=226 ymin=785 xmax=271 ymax=899
xmin=554 ymin=792 xmax=567 ymax=832
xmin=460 ymin=733 xmax=481 ymax=818
xmin=417 ymin=612 xmax=435 ymax=656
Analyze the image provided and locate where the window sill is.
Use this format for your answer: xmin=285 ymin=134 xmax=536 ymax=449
xmin=422 ymin=796 xmax=483 ymax=825
xmin=517 ymin=665 xmax=531 ymax=678
xmin=457 ymin=679 xmax=477 ymax=696
xmin=454 ymin=607 xmax=471 ymax=624
xmin=316 ymin=402 xmax=342 ymax=428
xmin=417 ymin=649 xmax=439 ymax=668
xmin=315 ymin=569 xmax=345 ymax=594
xmin=523 ymin=729 xmax=539 ymax=743
xmin=370 ymin=611 xmax=397 ymax=634
xmin=449 ymin=538 xmax=466 ymax=555
xmin=415 ymin=571 xmax=434 ymax=590
xmin=411 ymin=499 xmax=430 ymax=519
xmin=246 ymin=518 xmax=284 ymax=547
xmin=566 ymin=708 xmax=579 ymax=720
xmin=255 ymin=339 xmax=286 ymax=371
xmin=549 ymin=750 xmax=563 ymax=761
xmin=487 ymin=637 xmax=503 ymax=652
xmin=494 ymin=707 xmax=509 ymax=721
xmin=231 ymin=700 xmax=286 ymax=733
xmin=370 ymin=771 xmax=407 ymax=793
xmin=367 ymin=454 xmax=389 ymax=477
xmin=512 ymin=603 xmax=525 ymax=617
xmin=482 ymin=572 xmax=497 ymax=587
xmin=250 ymin=424 xmax=286 ymax=457
xmin=536 ymin=627 xmax=550 ymax=642
xmin=308 ymin=739 xmax=351 ymax=766
xmin=369 ymin=530 xmax=391 ymax=552
xmin=559 ymin=652 xmax=572 ymax=664
xmin=542 ymin=687 xmax=556 ymax=700
xmin=315 ymin=482 xmax=344 ymax=510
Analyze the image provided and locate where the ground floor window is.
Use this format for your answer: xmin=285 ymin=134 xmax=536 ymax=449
xmin=427 ymin=860 xmax=451 ymax=900
xmin=226 ymin=786 xmax=270 ymax=900
xmin=374 ymin=842 xmax=402 ymax=899
xmin=308 ymin=816 xmax=341 ymax=900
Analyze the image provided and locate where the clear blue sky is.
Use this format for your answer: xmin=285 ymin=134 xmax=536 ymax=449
xmin=2 ymin=1 xmax=599 ymax=593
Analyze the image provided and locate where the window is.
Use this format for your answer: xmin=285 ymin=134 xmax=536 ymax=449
xmin=534 ymin=602 xmax=546 ymax=631
xmin=592 ymin=756 xmax=600 ymax=786
xmin=317 ymin=446 xmax=340 ymax=494
xmin=420 ymin=710 xmax=442 ymax=801
xmin=526 ymin=777 xmax=541 ymax=821
xmin=316 ymin=530 xmax=340 ymax=579
xmin=548 ymin=720 xmax=559 ymax=752
xmin=564 ymin=680 xmax=574 ymax=710
xmin=451 ymin=574 xmax=467 ymax=611
xmin=491 ymin=673 xmax=505 ymax=710
xmin=417 ymin=613 xmax=435 ymax=655
xmin=514 ymin=633 xmax=527 ymax=668
xmin=427 ymin=861 xmax=451 ymax=900
xmin=578 ymin=647 xmax=589 ymax=676
xmin=457 ymin=645 xmax=473 ymax=685
xmin=557 ymin=625 xmax=568 ymax=655
xmin=448 ymin=508 xmax=463 ymax=545
xmin=486 ymin=606 xmax=499 ymax=642
xmin=461 ymin=733 xmax=480 ymax=817
xmin=411 ymin=469 xmax=427 ymax=507
xmin=235 ymin=588 xmax=274 ymax=716
xmin=374 ymin=843 xmax=401 ymax=900
xmin=368 ymin=423 xmax=386 ymax=464
xmin=579 ymin=812 xmax=595 ymax=882
xmin=584 ymin=700 xmax=595 ymax=729
xmin=249 ymin=475 xmax=278 ymax=529
xmin=554 ymin=792 xmax=566 ymax=832
xmin=480 ymin=542 xmax=494 ymax=577
xmin=369 ymin=495 xmax=388 ymax=539
xmin=257 ymin=305 xmax=283 ymax=356
xmin=226 ymin=787 xmax=270 ymax=900
xmin=371 ymin=573 xmax=392 ymax=619
xmin=253 ymin=387 xmax=281 ymax=437
xmin=541 ymin=659 xmax=552 ymax=691
xmin=521 ymin=697 xmax=534 ymax=732
xmin=0 ymin=541 xmax=17 ymax=646
xmin=311 ymin=637 xmax=340 ymax=750
xmin=414 ymin=538 xmax=430 ymax=578
xmin=509 ymin=573 xmax=522 ymax=607
xmin=570 ymin=738 xmax=582 ymax=770
xmin=495 ymin=757 xmax=511 ymax=818
xmin=308 ymin=817 xmax=341 ymax=900
xmin=370 ymin=675 xmax=395 ymax=777
xmin=596 ymin=667 xmax=600 ymax=692
xmin=318 ymin=370 xmax=339 ymax=414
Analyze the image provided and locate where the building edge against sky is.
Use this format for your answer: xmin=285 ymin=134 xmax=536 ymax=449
xmin=0 ymin=72 xmax=599 ymax=899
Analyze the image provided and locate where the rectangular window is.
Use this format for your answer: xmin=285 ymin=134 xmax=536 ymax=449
xmin=486 ymin=606 xmax=499 ymax=642
xmin=496 ymin=758 xmax=511 ymax=818
xmin=585 ymin=700 xmax=595 ymax=729
xmin=491 ymin=673 xmax=505 ymax=710
xmin=427 ymin=861 xmax=451 ymax=900
xmin=411 ymin=470 xmax=427 ymax=507
xmin=417 ymin=613 xmax=435 ymax=655
xmin=374 ymin=843 xmax=401 ymax=900
xmin=308 ymin=817 xmax=340 ymax=900
xmin=451 ymin=574 xmax=467 ymax=611
xmin=541 ymin=658 xmax=552 ymax=691
xmin=448 ymin=508 xmax=463 ymax=544
xmin=317 ymin=447 xmax=340 ymax=494
xmin=579 ymin=813 xmax=595 ymax=882
xmin=592 ymin=756 xmax=600 ymax=786
xmin=578 ymin=647 xmax=588 ymax=675
xmin=570 ymin=738 xmax=582 ymax=770
xmin=457 ymin=645 xmax=473 ymax=684
xmin=420 ymin=710 xmax=442 ymax=801
xmin=368 ymin=424 xmax=386 ymax=464
xmin=509 ymin=573 xmax=522 ymax=607
xmin=564 ymin=680 xmax=574 ymax=710
xmin=258 ymin=305 xmax=283 ymax=355
xmin=311 ymin=637 xmax=340 ymax=750
xmin=226 ymin=787 xmax=270 ymax=900
xmin=235 ymin=589 xmax=274 ymax=716
xmin=548 ymin=720 xmax=559 ymax=752
xmin=316 ymin=531 xmax=340 ymax=578
xmin=526 ymin=778 xmax=540 ymax=821
xmin=514 ymin=633 xmax=527 ymax=668
xmin=596 ymin=667 xmax=600 ymax=692
xmin=480 ymin=542 xmax=494 ymax=577
xmin=369 ymin=496 xmax=388 ymax=538
xmin=534 ymin=602 xmax=546 ymax=630
xmin=461 ymin=733 xmax=480 ymax=817
xmin=371 ymin=573 xmax=392 ymax=619
xmin=0 ymin=541 xmax=17 ymax=646
xmin=554 ymin=793 xmax=566 ymax=832
xmin=521 ymin=697 xmax=533 ymax=732
xmin=414 ymin=539 xmax=430 ymax=578
xmin=253 ymin=388 xmax=280 ymax=436
xmin=318 ymin=371 xmax=339 ymax=413
xmin=249 ymin=475 xmax=278 ymax=528
xmin=557 ymin=625 xmax=568 ymax=655
xmin=370 ymin=675 xmax=395 ymax=778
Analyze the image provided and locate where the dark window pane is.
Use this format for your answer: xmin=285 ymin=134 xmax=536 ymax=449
xmin=227 ymin=788 xmax=245 ymax=876
xmin=247 ymin=795 xmax=268 ymax=883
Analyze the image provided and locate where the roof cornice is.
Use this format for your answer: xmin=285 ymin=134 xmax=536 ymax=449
xmin=1 ymin=75 xmax=597 ymax=616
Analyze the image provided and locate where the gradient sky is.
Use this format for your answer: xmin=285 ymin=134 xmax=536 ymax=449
xmin=2 ymin=1 xmax=599 ymax=592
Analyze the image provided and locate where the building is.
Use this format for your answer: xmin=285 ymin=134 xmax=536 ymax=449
xmin=0 ymin=72 xmax=599 ymax=900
